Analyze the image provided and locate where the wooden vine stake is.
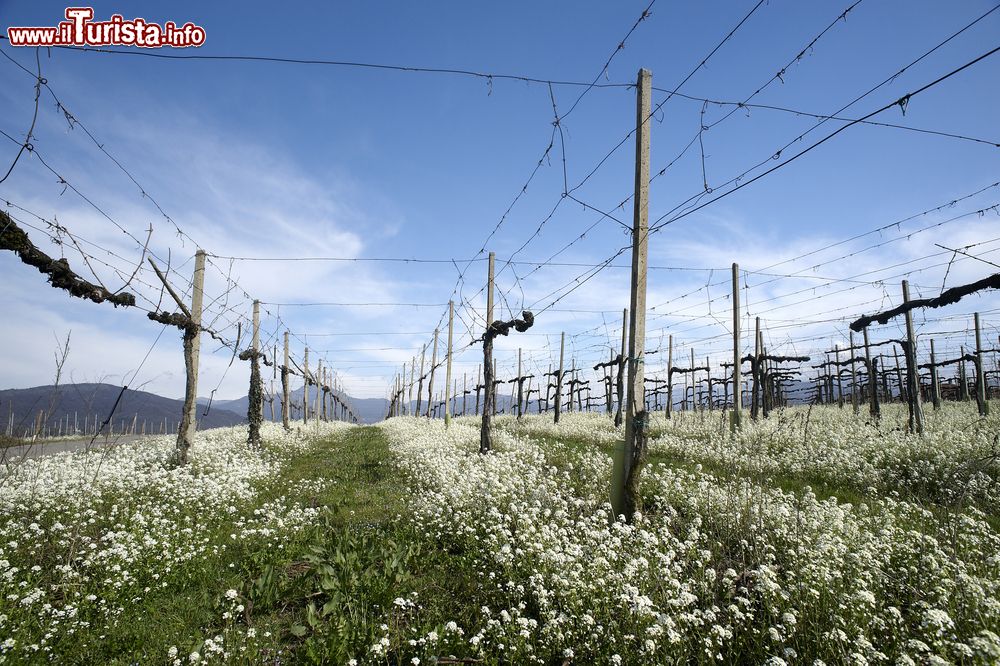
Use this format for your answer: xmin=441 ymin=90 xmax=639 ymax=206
xmin=322 ymin=366 xmax=329 ymax=421
xmin=281 ymin=332 xmax=291 ymax=430
xmin=480 ymin=311 xmax=534 ymax=453
xmin=665 ymin=334 xmax=673 ymax=419
xmin=691 ymin=348 xmax=697 ymax=411
xmin=303 ymin=347 xmax=310 ymax=425
xmin=928 ymin=338 xmax=940 ymax=410
xmin=554 ymin=332 xmax=565 ymax=423
xmin=481 ymin=252 xmax=495 ymax=443
xmin=616 ymin=308 xmax=627 ymax=427
xmin=901 ymin=280 xmax=924 ymax=434
xmin=863 ymin=327 xmax=880 ymax=420
xmin=177 ymin=250 xmax=206 ymax=465
xmin=314 ymin=360 xmax=322 ymax=421
xmin=491 ymin=359 xmax=499 ymax=416
xmin=426 ymin=328 xmax=439 ymax=417
xmin=474 ymin=364 xmax=481 ymax=415
xmin=831 ymin=363 xmax=843 ymax=409
xmin=445 ymin=301 xmax=454 ymax=427
xmin=731 ymin=263 xmax=741 ymax=431
xmin=849 ymin=332 xmax=860 ymax=415
xmin=751 ymin=317 xmax=761 ymax=420
xmin=959 ymin=346 xmax=970 ymax=401
xmin=611 ymin=67 xmax=651 ymax=523
xmin=408 ymin=356 xmax=416 ymax=415
xmin=975 ymin=312 xmax=989 ymax=416
xmin=516 ymin=348 xmax=523 ymax=419
xmin=416 ymin=343 xmax=426 ymax=416
xmin=240 ymin=299 xmax=263 ymax=447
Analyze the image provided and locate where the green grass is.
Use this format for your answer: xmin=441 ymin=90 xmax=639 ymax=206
xmin=252 ymin=426 xmax=490 ymax=664
xmin=90 ymin=426 xmax=488 ymax=664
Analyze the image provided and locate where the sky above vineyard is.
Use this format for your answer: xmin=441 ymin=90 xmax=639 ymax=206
xmin=1 ymin=0 xmax=999 ymax=400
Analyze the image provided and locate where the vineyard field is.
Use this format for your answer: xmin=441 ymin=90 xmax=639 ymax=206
xmin=2 ymin=404 xmax=998 ymax=664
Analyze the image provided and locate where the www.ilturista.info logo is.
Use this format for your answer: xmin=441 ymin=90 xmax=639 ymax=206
xmin=6 ymin=7 xmax=206 ymax=48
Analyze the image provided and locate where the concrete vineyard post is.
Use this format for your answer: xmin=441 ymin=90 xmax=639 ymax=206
xmin=666 ymin=334 xmax=673 ymax=419
xmin=573 ymin=363 xmax=581 ymax=413
xmin=492 ymin=359 xmax=499 ymax=416
xmin=835 ymin=344 xmax=844 ymax=408
xmin=902 ymin=280 xmax=924 ymax=434
xmin=892 ymin=347 xmax=905 ymax=402
xmin=690 ymin=348 xmax=696 ymax=410
xmin=611 ymin=67 xmax=651 ymax=523
xmin=281 ymin=332 xmax=290 ymax=430
xmin=480 ymin=252 xmax=496 ymax=452
xmin=555 ymin=332 xmax=565 ymax=424
xmin=445 ymin=300 xmax=454 ymax=427
xmin=416 ymin=343 xmax=426 ymax=417
xmin=751 ymin=317 xmax=761 ymax=420
xmin=863 ymin=327 xmax=880 ymax=419
xmin=303 ymin=347 xmax=310 ymax=425
xmin=929 ymin=338 xmax=941 ymax=411
xmin=959 ymin=346 xmax=969 ymax=401
xmin=408 ymin=356 xmax=416 ymax=415
xmin=615 ymin=308 xmax=627 ymax=427
xmin=314 ymin=360 xmax=321 ymax=423
xmin=975 ymin=313 xmax=989 ymax=416
xmin=400 ymin=363 xmax=407 ymax=416
xmin=517 ymin=348 xmax=524 ymax=419
xmin=176 ymin=249 xmax=205 ymax=466
xmin=703 ymin=356 xmax=711 ymax=411
xmin=760 ymin=334 xmax=770 ymax=417
xmin=475 ymin=364 xmax=481 ymax=416
xmin=731 ymin=263 xmax=741 ymax=430
xmin=849 ymin=332 xmax=860 ymax=415
xmin=426 ymin=328 xmax=440 ymax=418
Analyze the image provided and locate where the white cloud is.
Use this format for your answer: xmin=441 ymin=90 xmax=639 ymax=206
xmin=0 ymin=90 xmax=422 ymax=399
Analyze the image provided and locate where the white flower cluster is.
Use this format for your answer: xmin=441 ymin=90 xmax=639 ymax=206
xmin=0 ymin=420 xmax=348 ymax=661
xmin=645 ymin=402 xmax=1000 ymax=512
xmin=379 ymin=408 xmax=1000 ymax=664
xmin=495 ymin=411 xmax=624 ymax=446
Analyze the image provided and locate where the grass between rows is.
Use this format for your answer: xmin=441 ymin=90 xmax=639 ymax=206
xmin=101 ymin=426 xmax=487 ymax=664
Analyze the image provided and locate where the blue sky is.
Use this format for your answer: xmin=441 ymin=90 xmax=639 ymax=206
xmin=1 ymin=0 xmax=999 ymax=401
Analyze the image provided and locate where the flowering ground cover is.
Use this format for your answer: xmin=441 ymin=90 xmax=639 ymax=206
xmin=639 ymin=403 xmax=1000 ymax=515
xmin=0 ymin=421 xmax=493 ymax=664
xmin=376 ymin=405 xmax=1000 ymax=664
xmin=0 ymin=421 xmax=356 ymax=663
xmin=3 ymin=403 xmax=999 ymax=664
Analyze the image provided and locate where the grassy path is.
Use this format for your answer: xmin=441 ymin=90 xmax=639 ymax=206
xmin=91 ymin=426 xmax=485 ymax=664
xmin=257 ymin=425 xmax=486 ymax=664
xmin=116 ymin=427 xmax=484 ymax=664
xmin=98 ymin=426 xmax=398 ymax=662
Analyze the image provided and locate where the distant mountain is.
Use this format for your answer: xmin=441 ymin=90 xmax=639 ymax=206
xmin=196 ymin=395 xmax=249 ymax=414
xmin=0 ymin=382 xmax=597 ymax=438
xmin=204 ymin=389 xmax=522 ymax=425
xmin=214 ymin=386 xmax=376 ymax=424
xmin=0 ymin=384 xmax=388 ymax=433
xmin=1 ymin=383 xmax=245 ymax=438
